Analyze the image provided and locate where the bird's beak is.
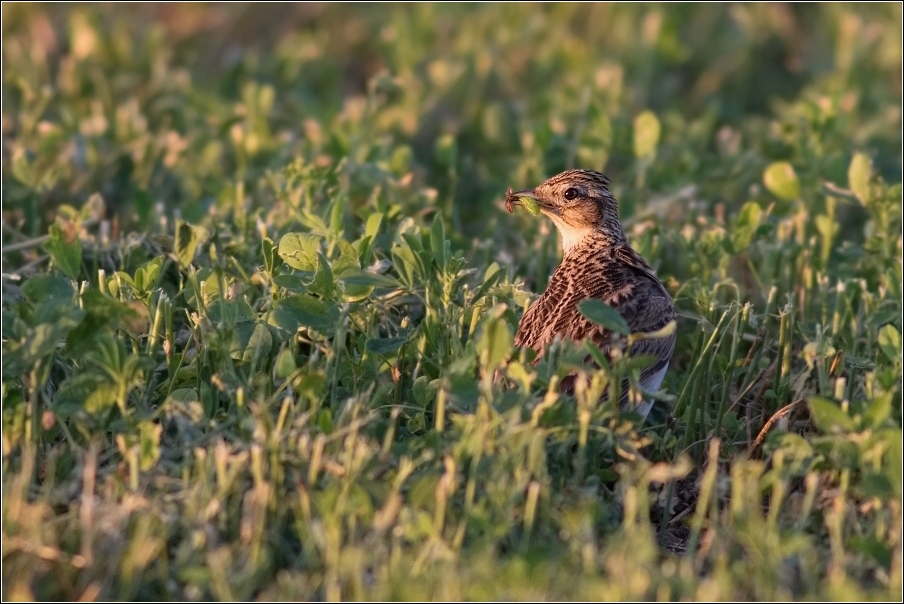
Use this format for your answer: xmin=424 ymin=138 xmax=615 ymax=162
xmin=508 ymin=188 xmax=536 ymax=200
xmin=505 ymin=188 xmax=547 ymax=215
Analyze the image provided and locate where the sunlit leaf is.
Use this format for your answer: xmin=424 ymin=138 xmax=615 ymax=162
xmin=133 ymin=257 xmax=163 ymax=293
xmin=364 ymin=212 xmax=383 ymax=240
xmin=808 ymin=396 xmax=855 ymax=433
xmin=435 ymin=134 xmax=457 ymax=168
xmin=83 ymin=382 xmax=118 ymax=414
xmin=175 ymin=220 xmax=204 ymax=269
xmin=848 ymin=152 xmax=872 ymax=204
xmin=877 ymin=324 xmax=901 ymax=363
xmin=139 ymin=422 xmax=162 ymax=470
xmin=44 ymin=223 xmax=81 ymax=280
xmin=732 ymin=201 xmax=763 ymax=251
xmin=763 ymin=162 xmax=800 ymax=201
xmin=864 ymin=392 xmax=893 ymax=430
xmin=278 ymin=233 xmax=323 ymax=271
xmin=633 ymin=110 xmax=660 ymax=159
xmin=478 ymin=316 xmax=512 ymax=369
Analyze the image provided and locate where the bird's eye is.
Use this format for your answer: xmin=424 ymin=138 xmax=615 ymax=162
xmin=564 ymin=187 xmax=579 ymax=201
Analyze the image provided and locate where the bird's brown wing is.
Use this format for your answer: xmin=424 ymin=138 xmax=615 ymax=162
xmin=608 ymin=289 xmax=676 ymax=392
xmin=606 ymin=245 xmax=676 ymax=392
xmin=515 ymin=243 xmax=675 ymax=398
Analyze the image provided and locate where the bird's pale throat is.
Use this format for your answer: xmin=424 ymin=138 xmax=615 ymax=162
xmin=548 ymin=216 xmax=594 ymax=253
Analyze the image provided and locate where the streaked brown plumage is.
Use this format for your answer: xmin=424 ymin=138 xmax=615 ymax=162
xmin=506 ymin=169 xmax=676 ymax=419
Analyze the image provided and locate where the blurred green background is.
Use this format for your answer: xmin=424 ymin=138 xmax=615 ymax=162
xmin=3 ymin=3 xmax=900 ymax=243
xmin=2 ymin=4 xmax=902 ymax=601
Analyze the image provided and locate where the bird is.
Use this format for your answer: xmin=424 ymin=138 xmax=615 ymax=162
xmin=505 ymin=169 xmax=676 ymax=420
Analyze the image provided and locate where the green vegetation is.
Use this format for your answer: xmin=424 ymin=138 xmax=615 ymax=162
xmin=2 ymin=4 xmax=901 ymax=600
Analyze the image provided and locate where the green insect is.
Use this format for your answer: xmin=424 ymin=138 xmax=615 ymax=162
xmin=504 ymin=188 xmax=542 ymax=216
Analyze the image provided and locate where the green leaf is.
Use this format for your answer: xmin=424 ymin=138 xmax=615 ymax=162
xmin=274 ymin=348 xmax=296 ymax=379
xmin=308 ymin=253 xmax=336 ymax=298
xmin=773 ymin=433 xmax=815 ymax=464
xmin=139 ymin=422 xmax=162 ymax=471
xmin=83 ymin=382 xmax=119 ymax=414
xmin=391 ymin=244 xmax=422 ymax=286
xmin=175 ymin=220 xmax=203 ymax=269
xmin=861 ymin=462 xmax=897 ymax=497
xmin=341 ymin=283 xmax=374 ymax=302
xmin=133 ymin=189 xmax=153 ymax=226
xmin=390 ymin=145 xmax=412 ymax=176
xmin=578 ymin=299 xmax=630 ymax=335
xmin=133 ymin=257 xmax=163 ymax=293
xmin=183 ymin=268 xmax=225 ymax=309
xmin=864 ymin=392 xmax=893 ymax=430
xmin=849 ymin=535 xmax=892 ymax=568
xmin=336 ymin=265 xmax=395 ymax=297
xmin=332 ymin=240 xmax=361 ymax=275
xmin=845 ymin=356 xmax=877 ymax=370
xmin=431 ymin=214 xmax=447 ymax=268
xmin=262 ymin=237 xmax=277 ymax=273
xmin=471 ymin=262 xmax=504 ymax=303
xmin=434 ymin=134 xmax=458 ymax=168
xmin=763 ymin=162 xmax=800 ymax=201
xmin=505 ymin=361 xmax=534 ymax=391
xmin=477 ymin=316 xmax=512 ymax=369
xmin=411 ymin=375 xmax=435 ymax=407
xmin=848 ymin=152 xmax=872 ymax=204
xmin=318 ymin=408 xmax=333 ymax=433
xmin=11 ymin=150 xmax=35 ymax=187
xmin=409 ymin=474 xmax=439 ymax=508
xmin=881 ymin=428 xmax=903 ymax=499
xmin=277 ymin=232 xmax=323 ymax=271
xmin=807 ymin=396 xmax=855 ymax=433
xmin=81 ymin=193 xmax=105 ymax=222
xmin=2 ymin=320 xmax=77 ymax=376
xmin=585 ymin=340 xmax=611 ymax=368
xmin=357 ymin=232 xmax=375 ymax=267
xmin=44 ymin=223 xmax=82 ymax=279
xmin=268 ymin=294 xmax=338 ymax=334
xmin=66 ymin=290 xmax=138 ymax=356
xmin=296 ymin=371 xmax=327 ymax=407
xmin=633 ymin=110 xmax=660 ymax=159
xmin=337 ymin=269 xmax=401 ymax=288
xmin=732 ymin=201 xmax=763 ymax=251
xmin=229 ymin=322 xmax=257 ymax=360
xmin=877 ymin=324 xmax=901 ymax=363
xmin=207 ymin=299 xmax=255 ymax=324
xmin=364 ymin=212 xmax=383 ymax=240
xmin=329 ymin=192 xmax=345 ymax=239
xmin=366 ymin=337 xmax=408 ymax=355
xmin=21 ymin=275 xmax=77 ymax=303
xmin=243 ymin=322 xmax=273 ymax=367
xmin=273 ymin=272 xmax=311 ymax=293
xmin=814 ymin=214 xmax=839 ymax=263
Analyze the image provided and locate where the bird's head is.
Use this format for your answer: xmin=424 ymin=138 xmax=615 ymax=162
xmin=505 ymin=169 xmax=625 ymax=253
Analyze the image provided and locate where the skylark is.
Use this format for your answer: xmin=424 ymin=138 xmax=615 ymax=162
xmin=505 ymin=169 xmax=676 ymax=420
